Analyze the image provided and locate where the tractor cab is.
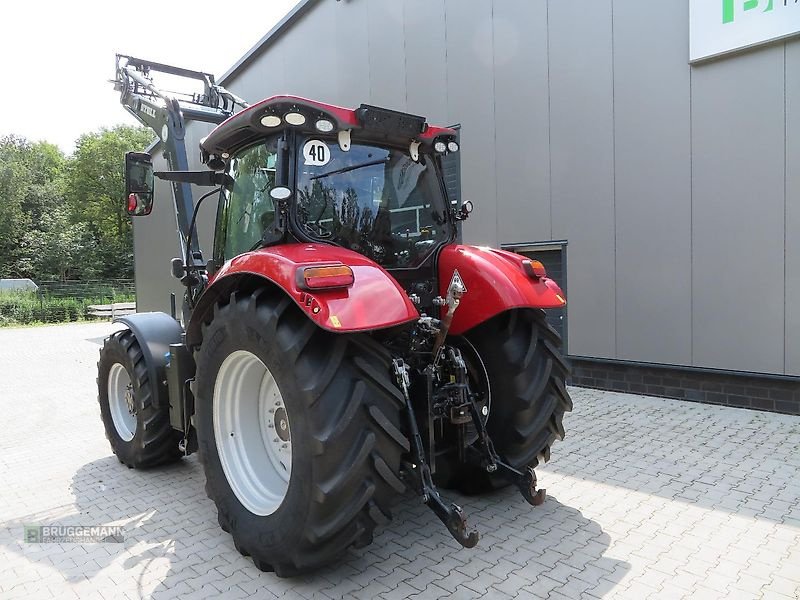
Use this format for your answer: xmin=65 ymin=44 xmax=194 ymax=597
xmin=110 ymin=56 xmax=570 ymax=572
xmin=199 ymin=97 xmax=460 ymax=271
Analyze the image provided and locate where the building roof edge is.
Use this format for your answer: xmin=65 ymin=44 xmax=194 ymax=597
xmin=218 ymin=0 xmax=323 ymax=86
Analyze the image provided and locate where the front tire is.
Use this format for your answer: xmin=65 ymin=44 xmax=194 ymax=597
xmin=193 ymin=289 xmax=409 ymax=576
xmin=97 ymin=330 xmax=182 ymax=468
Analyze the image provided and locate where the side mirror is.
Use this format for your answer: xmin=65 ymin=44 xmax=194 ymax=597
xmin=125 ymin=152 xmax=155 ymax=216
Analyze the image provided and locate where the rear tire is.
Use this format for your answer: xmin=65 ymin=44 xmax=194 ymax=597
xmin=442 ymin=309 xmax=572 ymax=494
xmin=97 ymin=330 xmax=182 ymax=468
xmin=193 ymin=288 xmax=409 ymax=576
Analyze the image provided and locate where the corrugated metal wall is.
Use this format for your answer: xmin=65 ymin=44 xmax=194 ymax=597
xmin=135 ymin=0 xmax=799 ymax=376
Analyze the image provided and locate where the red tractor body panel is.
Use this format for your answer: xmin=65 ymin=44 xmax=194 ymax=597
xmin=208 ymin=243 xmax=419 ymax=332
xmin=438 ymin=245 xmax=567 ymax=335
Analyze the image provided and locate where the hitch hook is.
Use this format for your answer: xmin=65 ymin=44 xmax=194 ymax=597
xmin=425 ymin=495 xmax=479 ymax=548
xmin=517 ymin=466 xmax=547 ymax=507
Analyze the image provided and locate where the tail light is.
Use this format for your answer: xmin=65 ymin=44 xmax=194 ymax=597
xmin=297 ymin=265 xmax=354 ymax=290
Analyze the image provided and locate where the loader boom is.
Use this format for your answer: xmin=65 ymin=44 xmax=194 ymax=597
xmin=113 ymin=54 xmax=247 ymax=305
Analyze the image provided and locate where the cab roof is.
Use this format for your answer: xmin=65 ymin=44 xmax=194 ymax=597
xmin=200 ymin=95 xmax=457 ymax=162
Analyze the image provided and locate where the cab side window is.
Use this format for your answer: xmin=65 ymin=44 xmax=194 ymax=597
xmin=216 ymin=138 xmax=279 ymax=262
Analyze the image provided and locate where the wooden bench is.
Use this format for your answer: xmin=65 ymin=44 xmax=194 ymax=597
xmin=87 ymin=302 xmax=137 ymax=319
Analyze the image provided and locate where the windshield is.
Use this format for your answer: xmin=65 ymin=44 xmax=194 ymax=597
xmin=295 ymin=138 xmax=449 ymax=268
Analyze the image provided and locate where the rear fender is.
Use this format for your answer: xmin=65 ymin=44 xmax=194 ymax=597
xmin=186 ymin=243 xmax=419 ymax=347
xmin=438 ymin=245 xmax=566 ymax=335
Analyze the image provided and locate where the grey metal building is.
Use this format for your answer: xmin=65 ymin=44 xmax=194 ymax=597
xmin=137 ymin=0 xmax=800 ymax=413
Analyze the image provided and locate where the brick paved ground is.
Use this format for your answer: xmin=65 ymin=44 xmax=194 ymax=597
xmin=0 ymin=322 xmax=798 ymax=599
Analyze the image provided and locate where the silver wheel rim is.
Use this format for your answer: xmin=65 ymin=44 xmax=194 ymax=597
xmin=108 ymin=363 xmax=137 ymax=442
xmin=213 ymin=350 xmax=291 ymax=516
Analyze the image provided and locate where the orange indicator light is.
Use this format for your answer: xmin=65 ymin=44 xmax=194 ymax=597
xmin=522 ymin=259 xmax=547 ymax=279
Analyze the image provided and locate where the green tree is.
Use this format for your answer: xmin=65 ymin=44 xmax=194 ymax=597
xmin=65 ymin=125 xmax=154 ymax=278
xmin=23 ymin=207 xmax=98 ymax=282
xmin=0 ymin=135 xmax=66 ymax=278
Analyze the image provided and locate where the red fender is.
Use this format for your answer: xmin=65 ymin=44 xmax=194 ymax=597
xmin=191 ymin=244 xmax=418 ymax=339
xmin=438 ymin=245 xmax=567 ymax=336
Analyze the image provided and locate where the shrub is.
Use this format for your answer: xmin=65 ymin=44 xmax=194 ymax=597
xmin=0 ymin=290 xmax=134 ymax=326
xmin=0 ymin=292 xmax=38 ymax=325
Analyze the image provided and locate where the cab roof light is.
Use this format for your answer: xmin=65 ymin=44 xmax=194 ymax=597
xmin=284 ymin=110 xmax=306 ymax=126
xmin=298 ymin=265 xmax=355 ymax=290
xmin=260 ymin=114 xmax=282 ymax=127
xmin=522 ymin=259 xmax=547 ymax=279
xmin=314 ymin=118 xmax=335 ymax=133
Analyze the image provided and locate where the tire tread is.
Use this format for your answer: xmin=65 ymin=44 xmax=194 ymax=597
xmin=446 ymin=308 xmax=572 ymax=493
xmin=194 ymin=288 xmax=409 ymax=575
xmin=97 ymin=330 xmax=181 ymax=469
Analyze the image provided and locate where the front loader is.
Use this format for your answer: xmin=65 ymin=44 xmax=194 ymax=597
xmin=98 ymin=55 xmax=572 ymax=576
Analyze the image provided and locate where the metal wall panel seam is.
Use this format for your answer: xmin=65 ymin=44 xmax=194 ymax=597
xmin=491 ymin=0 xmax=499 ymax=248
xmin=611 ymin=0 xmax=619 ymax=359
xmin=689 ymin=62 xmax=694 ymax=367
xmin=783 ymin=42 xmax=789 ymax=375
xmin=443 ymin=0 xmax=449 ymax=120
xmin=546 ymin=0 xmax=554 ymax=240
xmin=366 ymin=1 xmax=373 ymax=101
xmin=402 ymin=1 xmax=409 ymax=114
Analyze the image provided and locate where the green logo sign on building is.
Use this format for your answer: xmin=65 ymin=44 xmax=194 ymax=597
xmin=690 ymin=0 xmax=800 ymax=61
xmin=723 ymin=0 xmax=776 ymax=23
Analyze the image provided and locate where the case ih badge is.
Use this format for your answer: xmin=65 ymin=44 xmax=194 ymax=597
xmin=100 ymin=55 xmax=572 ymax=576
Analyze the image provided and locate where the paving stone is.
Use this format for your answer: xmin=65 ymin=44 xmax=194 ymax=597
xmin=550 ymin=575 xmax=594 ymax=599
xmin=731 ymin=572 xmax=770 ymax=596
xmin=1 ymin=323 xmax=799 ymax=600
xmin=763 ymin=575 xmax=800 ymax=598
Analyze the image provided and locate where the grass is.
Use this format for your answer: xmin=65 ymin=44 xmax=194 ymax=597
xmin=0 ymin=290 xmax=135 ymax=327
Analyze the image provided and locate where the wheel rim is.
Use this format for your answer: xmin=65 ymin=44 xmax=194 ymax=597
xmin=108 ymin=362 xmax=137 ymax=442
xmin=213 ymin=350 xmax=292 ymax=516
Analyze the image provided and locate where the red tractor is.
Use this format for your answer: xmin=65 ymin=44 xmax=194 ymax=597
xmin=99 ymin=56 xmax=571 ymax=576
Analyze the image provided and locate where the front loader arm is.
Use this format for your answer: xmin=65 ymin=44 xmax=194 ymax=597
xmin=113 ymin=55 xmax=248 ymax=306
